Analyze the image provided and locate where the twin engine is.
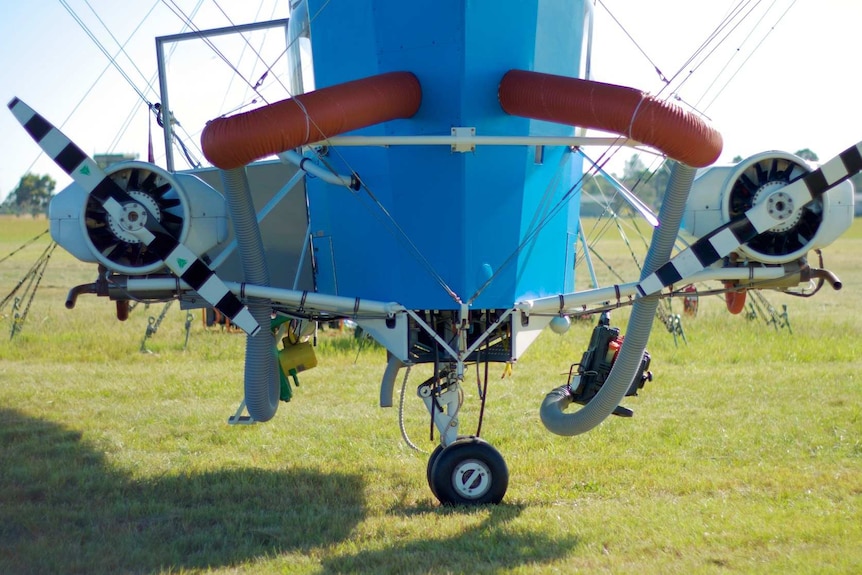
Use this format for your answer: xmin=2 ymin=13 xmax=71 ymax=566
xmin=48 ymin=151 xmax=855 ymax=282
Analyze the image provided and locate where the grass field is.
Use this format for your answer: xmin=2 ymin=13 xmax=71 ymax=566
xmin=0 ymin=215 xmax=860 ymax=574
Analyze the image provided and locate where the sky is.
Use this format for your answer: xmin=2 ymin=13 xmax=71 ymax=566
xmin=1 ymin=0 xmax=861 ymax=203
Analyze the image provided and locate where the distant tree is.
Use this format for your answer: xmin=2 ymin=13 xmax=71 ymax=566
xmin=794 ymin=148 xmax=819 ymax=162
xmin=621 ymin=154 xmax=647 ymax=180
xmin=3 ymin=173 xmax=56 ymax=216
xmin=580 ymin=153 xmax=672 ymax=218
xmin=732 ymin=155 xmax=744 ymax=163
xmin=617 ymin=153 xmax=668 ymax=211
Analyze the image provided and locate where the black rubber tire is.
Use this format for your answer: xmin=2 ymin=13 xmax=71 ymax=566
xmin=430 ymin=437 xmax=508 ymax=505
xmin=426 ymin=443 xmax=445 ymax=499
xmin=426 ymin=435 xmax=472 ymax=499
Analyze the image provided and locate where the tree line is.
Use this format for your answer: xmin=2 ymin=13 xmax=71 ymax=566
xmin=1 ymin=173 xmax=56 ymax=217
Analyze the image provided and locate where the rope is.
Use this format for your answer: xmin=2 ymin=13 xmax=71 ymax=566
xmin=140 ymin=301 xmax=174 ymax=352
xmin=6 ymin=242 xmax=57 ymax=339
xmin=0 ymin=230 xmax=49 ymax=266
xmin=398 ymin=366 xmax=427 ymax=453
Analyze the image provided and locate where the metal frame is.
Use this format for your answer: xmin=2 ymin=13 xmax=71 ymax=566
xmin=155 ymin=18 xmax=291 ymax=172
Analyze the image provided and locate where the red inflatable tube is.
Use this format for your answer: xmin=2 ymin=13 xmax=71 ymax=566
xmin=201 ymin=71 xmax=422 ymax=170
xmin=498 ymin=69 xmax=723 ymax=168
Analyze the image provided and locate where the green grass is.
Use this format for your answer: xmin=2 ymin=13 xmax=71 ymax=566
xmin=0 ymin=215 xmax=860 ymax=574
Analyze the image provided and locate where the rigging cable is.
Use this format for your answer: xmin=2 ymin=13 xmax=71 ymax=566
xmin=209 ymin=0 xmax=292 ymax=101
xmin=663 ymin=0 xmax=764 ymax=99
xmin=0 ymin=230 xmax=49 ymax=266
xmin=2 ymin=241 xmax=57 ymax=340
xmin=467 ymin=151 xmax=591 ymax=304
xmin=194 ymin=0 xmax=463 ymax=303
xmin=698 ymin=0 xmax=797 ymax=113
xmin=57 ymin=0 xmax=155 ymax=109
xmin=55 ymin=0 xmax=205 ymax=169
xmin=108 ymin=0 xmax=206 ymax=165
xmin=157 ymin=0 xmax=293 ymax=167
xmin=20 ymin=0 xmax=161 ymax=177
xmin=692 ymin=0 xmax=780 ymax=109
xmin=595 ymin=0 xmax=669 ymax=85
xmin=275 ymin=0 xmax=462 ymax=303
xmin=159 ymin=0 xmax=278 ymax=105
xmin=217 ymin=0 xmax=278 ymax=115
xmin=80 ymin=0 xmax=161 ymax=103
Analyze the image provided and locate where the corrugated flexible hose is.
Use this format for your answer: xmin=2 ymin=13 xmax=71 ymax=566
xmin=540 ymin=163 xmax=697 ymax=436
xmin=221 ymin=167 xmax=280 ymax=422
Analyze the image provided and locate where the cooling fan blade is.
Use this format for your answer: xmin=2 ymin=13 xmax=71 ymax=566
xmin=8 ymin=97 xmax=260 ymax=337
xmin=82 ymin=164 xmax=187 ymax=272
xmin=726 ymin=155 xmax=815 ymax=260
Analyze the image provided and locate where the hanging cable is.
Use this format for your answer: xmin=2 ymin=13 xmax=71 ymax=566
xmin=398 ymin=366 xmax=427 ymax=453
xmin=159 ymin=0 xmax=275 ymax=106
xmin=19 ymin=0 xmax=162 ymax=177
xmin=0 ymin=230 xmax=49 ymax=266
xmin=209 ymin=0 xmax=292 ymax=98
xmin=698 ymin=0 xmax=798 ymax=113
xmin=57 ymin=0 xmax=155 ymax=108
xmin=4 ymin=242 xmax=57 ymax=340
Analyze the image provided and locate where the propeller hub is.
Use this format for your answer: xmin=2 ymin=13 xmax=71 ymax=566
xmin=107 ymin=190 xmax=160 ymax=243
xmin=753 ymin=181 xmax=799 ymax=233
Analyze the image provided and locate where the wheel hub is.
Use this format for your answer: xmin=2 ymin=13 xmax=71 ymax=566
xmin=452 ymin=458 xmax=492 ymax=499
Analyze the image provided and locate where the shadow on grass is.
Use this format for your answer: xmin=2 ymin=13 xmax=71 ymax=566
xmin=320 ymin=503 xmax=576 ymax=575
xmin=1 ymin=409 xmax=576 ymax=574
xmin=0 ymin=408 xmax=365 ymax=574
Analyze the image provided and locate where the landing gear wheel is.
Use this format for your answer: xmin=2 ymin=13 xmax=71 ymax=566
xmin=429 ymin=437 xmax=508 ymax=505
xmin=426 ymin=435 xmax=470 ymax=499
xmin=426 ymin=443 xmax=445 ymax=498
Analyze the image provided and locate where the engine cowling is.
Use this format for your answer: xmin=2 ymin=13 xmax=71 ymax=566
xmin=48 ymin=161 xmax=228 ymax=275
xmin=683 ymin=151 xmax=855 ymax=264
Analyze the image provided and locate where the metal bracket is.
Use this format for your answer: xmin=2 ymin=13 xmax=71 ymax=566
xmin=451 ymin=127 xmax=476 ymax=153
xmin=417 ymin=375 xmax=461 ymax=446
xmin=227 ymin=399 xmax=257 ymax=425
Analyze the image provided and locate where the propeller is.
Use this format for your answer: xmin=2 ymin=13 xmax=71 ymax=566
xmin=636 ymin=141 xmax=862 ymax=297
xmin=85 ymin=164 xmax=185 ymax=272
xmin=726 ymin=156 xmax=819 ymax=259
xmin=8 ymin=97 xmax=260 ymax=337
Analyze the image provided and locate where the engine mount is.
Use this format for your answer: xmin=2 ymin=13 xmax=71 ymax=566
xmin=49 ymin=161 xmax=228 ymax=275
xmin=683 ymin=151 xmax=855 ymax=264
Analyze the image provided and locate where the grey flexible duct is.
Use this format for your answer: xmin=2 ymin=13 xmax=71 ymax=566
xmin=221 ymin=167 xmax=280 ymax=422
xmin=540 ymin=163 xmax=697 ymax=436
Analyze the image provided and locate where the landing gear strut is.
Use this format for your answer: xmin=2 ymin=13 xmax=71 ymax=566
xmin=418 ymin=371 xmax=509 ymax=505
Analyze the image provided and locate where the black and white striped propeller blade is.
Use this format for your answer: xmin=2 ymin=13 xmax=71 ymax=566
xmin=637 ymin=142 xmax=862 ymax=297
xmin=8 ymin=97 xmax=260 ymax=337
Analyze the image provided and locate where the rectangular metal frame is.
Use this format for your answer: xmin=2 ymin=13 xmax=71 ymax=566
xmin=155 ymin=18 xmax=290 ymax=171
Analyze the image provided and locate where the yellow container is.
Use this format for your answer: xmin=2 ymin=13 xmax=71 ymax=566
xmin=278 ymin=338 xmax=318 ymax=374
